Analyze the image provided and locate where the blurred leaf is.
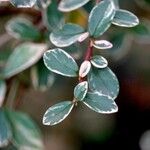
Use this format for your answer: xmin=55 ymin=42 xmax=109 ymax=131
xmin=58 ymin=0 xmax=90 ymax=12
xmin=88 ymin=0 xmax=115 ymax=38
xmin=74 ymin=81 xmax=88 ymax=101
xmin=6 ymin=18 xmax=41 ymax=41
xmin=83 ymin=92 xmax=118 ymax=113
xmin=79 ymin=60 xmax=91 ymax=78
xmin=88 ymin=67 xmax=119 ymax=99
xmin=3 ymin=43 xmax=47 ymax=79
xmin=91 ymin=55 xmax=108 ymax=69
xmin=31 ymin=60 xmax=55 ymax=91
xmin=43 ymin=48 xmax=79 ymax=77
xmin=10 ymin=0 xmax=36 ymax=8
xmin=0 ymin=80 xmax=6 ymax=107
xmin=50 ymin=23 xmax=85 ymax=47
xmin=93 ymin=40 xmax=113 ymax=49
xmin=112 ymin=9 xmax=139 ymax=27
xmin=43 ymin=101 xmax=74 ymax=126
xmin=5 ymin=109 xmax=43 ymax=150
xmin=0 ymin=109 xmax=12 ymax=148
xmin=43 ymin=0 xmax=64 ymax=31
xmin=36 ymin=0 xmax=51 ymax=9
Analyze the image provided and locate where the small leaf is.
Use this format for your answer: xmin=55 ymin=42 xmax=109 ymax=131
xmin=83 ymin=92 xmax=118 ymax=114
xmin=88 ymin=67 xmax=119 ymax=99
xmin=93 ymin=40 xmax=113 ymax=49
xmin=79 ymin=60 xmax=91 ymax=78
xmin=43 ymin=101 xmax=74 ymax=126
xmin=50 ymin=23 xmax=85 ymax=47
xmin=88 ymin=0 xmax=115 ymax=38
xmin=58 ymin=0 xmax=90 ymax=12
xmin=43 ymin=48 xmax=79 ymax=77
xmin=91 ymin=55 xmax=108 ymax=68
xmin=77 ymin=32 xmax=89 ymax=42
xmin=10 ymin=0 xmax=36 ymax=8
xmin=6 ymin=18 xmax=41 ymax=41
xmin=0 ymin=110 xmax=12 ymax=148
xmin=43 ymin=0 xmax=64 ymax=31
xmin=4 ymin=43 xmax=47 ymax=79
xmin=5 ymin=109 xmax=43 ymax=149
xmin=74 ymin=81 xmax=88 ymax=101
xmin=112 ymin=9 xmax=139 ymax=27
xmin=0 ymin=80 xmax=6 ymax=107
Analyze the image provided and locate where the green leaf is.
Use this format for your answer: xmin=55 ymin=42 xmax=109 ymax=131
xmin=43 ymin=48 xmax=79 ymax=77
xmin=50 ymin=23 xmax=85 ymax=47
xmin=0 ymin=110 xmax=12 ymax=148
xmin=43 ymin=1 xmax=64 ymax=31
xmin=83 ymin=92 xmax=118 ymax=114
xmin=88 ymin=0 xmax=115 ymax=38
xmin=4 ymin=43 xmax=47 ymax=79
xmin=112 ymin=9 xmax=139 ymax=27
xmin=91 ymin=55 xmax=108 ymax=69
xmin=6 ymin=18 xmax=41 ymax=41
xmin=43 ymin=101 xmax=74 ymax=126
xmin=93 ymin=40 xmax=113 ymax=49
xmin=58 ymin=0 xmax=90 ymax=12
xmin=31 ymin=60 xmax=55 ymax=91
xmin=5 ymin=110 xmax=43 ymax=150
xmin=0 ymin=80 xmax=6 ymax=107
xmin=74 ymin=81 xmax=88 ymax=101
xmin=10 ymin=0 xmax=36 ymax=8
xmin=88 ymin=67 xmax=119 ymax=99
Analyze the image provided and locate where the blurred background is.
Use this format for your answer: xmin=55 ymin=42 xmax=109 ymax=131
xmin=0 ymin=0 xmax=150 ymax=150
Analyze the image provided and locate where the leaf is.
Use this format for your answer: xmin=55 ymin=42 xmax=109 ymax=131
xmin=43 ymin=101 xmax=74 ymax=126
xmin=43 ymin=48 xmax=79 ymax=77
xmin=88 ymin=0 xmax=115 ymax=38
xmin=31 ymin=60 xmax=55 ymax=91
xmin=77 ymin=32 xmax=89 ymax=42
xmin=88 ymin=67 xmax=119 ymax=99
xmin=74 ymin=81 xmax=88 ymax=101
xmin=36 ymin=0 xmax=51 ymax=9
xmin=6 ymin=18 xmax=41 ymax=41
xmin=112 ymin=9 xmax=139 ymax=27
xmin=3 ymin=43 xmax=47 ymax=79
xmin=0 ymin=80 xmax=6 ymax=107
xmin=50 ymin=23 xmax=85 ymax=47
xmin=93 ymin=40 xmax=113 ymax=49
xmin=5 ymin=110 xmax=43 ymax=150
xmin=0 ymin=109 xmax=12 ymax=148
xmin=58 ymin=0 xmax=90 ymax=12
xmin=79 ymin=60 xmax=91 ymax=78
xmin=43 ymin=0 xmax=64 ymax=31
xmin=10 ymin=0 xmax=36 ymax=8
xmin=91 ymin=55 xmax=108 ymax=68
xmin=83 ymin=92 xmax=118 ymax=114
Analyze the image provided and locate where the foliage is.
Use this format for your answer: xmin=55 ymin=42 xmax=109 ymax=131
xmin=0 ymin=0 xmax=141 ymax=149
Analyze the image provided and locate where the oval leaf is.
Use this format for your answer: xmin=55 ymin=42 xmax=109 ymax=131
xmin=3 ymin=43 xmax=47 ymax=79
xmin=79 ymin=60 xmax=91 ymax=78
xmin=91 ymin=55 xmax=108 ymax=68
xmin=5 ymin=110 xmax=43 ymax=149
xmin=10 ymin=0 xmax=36 ymax=8
xmin=50 ymin=23 xmax=85 ymax=47
xmin=43 ymin=48 xmax=79 ymax=77
xmin=43 ymin=1 xmax=64 ymax=31
xmin=74 ymin=81 xmax=88 ymax=101
xmin=112 ymin=9 xmax=139 ymax=27
xmin=0 ymin=80 xmax=6 ymax=107
xmin=83 ymin=92 xmax=118 ymax=114
xmin=43 ymin=101 xmax=74 ymax=126
xmin=88 ymin=67 xmax=119 ymax=99
xmin=77 ymin=32 xmax=89 ymax=43
xmin=58 ymin=0 xmax=90 ymax=12
xmin=6 ymin=18 xmax=41 ymax=41
xmin=93 ymin=40 xmax=113 ymax=49
xmin=0 ymin=110 xmax=12 ymax=148
xmin=88 ymin=0 xmax=115 ymax=38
